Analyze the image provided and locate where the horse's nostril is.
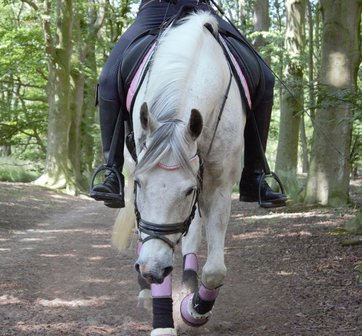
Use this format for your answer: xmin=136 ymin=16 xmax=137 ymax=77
xmin=163 ymin=266 xmax=173 ymax=278
xmin=142 ymin=272 xmax=162 ymax=284
xmin=135 ymin=263 xmax=140 ymax=274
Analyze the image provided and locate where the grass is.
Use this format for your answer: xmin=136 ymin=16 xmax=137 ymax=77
xmin=0 ymin=157 xmax=39 ymax=182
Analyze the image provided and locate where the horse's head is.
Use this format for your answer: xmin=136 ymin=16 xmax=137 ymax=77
xmin=134 ymin=102 xmax=203 ymax=284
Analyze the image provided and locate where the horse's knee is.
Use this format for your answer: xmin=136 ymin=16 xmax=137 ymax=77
xmin=201 ymin=262 xmax=226 ymax=289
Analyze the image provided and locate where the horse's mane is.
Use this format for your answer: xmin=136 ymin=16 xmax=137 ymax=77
xmin=136 ymin=12 xmax=218 ymax=175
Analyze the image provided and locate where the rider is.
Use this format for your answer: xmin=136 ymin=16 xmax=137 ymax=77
xmin=90 ymin=0 xmax=287 ymax=209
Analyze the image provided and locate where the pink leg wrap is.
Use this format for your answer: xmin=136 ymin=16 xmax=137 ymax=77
xmin=151 ymin=274 xmax=172 ymax=298
xmin=180 ymin=284 xmax=220 ymax=327
xmin=183 ymin=253 xmax=198 ymax=272
xmin=198 ymin=284 xmax=220 ymax=301
xmin=152 ymin=275 xmax=174 ymax=329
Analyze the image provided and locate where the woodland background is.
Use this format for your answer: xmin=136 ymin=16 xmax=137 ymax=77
xmin=0 ymin=0 xmax=361 ymax=210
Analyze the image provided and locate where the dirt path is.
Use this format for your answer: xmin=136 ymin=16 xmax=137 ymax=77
xmin=0 ymin=182 xmax=361 ymax=336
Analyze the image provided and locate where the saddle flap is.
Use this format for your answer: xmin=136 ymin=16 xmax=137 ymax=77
xmin=120 ymin=34 xmax=157 ymax=106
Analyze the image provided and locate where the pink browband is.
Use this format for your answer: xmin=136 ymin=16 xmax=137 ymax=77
xmin=158 ymin=154 xmax=198 ymax=171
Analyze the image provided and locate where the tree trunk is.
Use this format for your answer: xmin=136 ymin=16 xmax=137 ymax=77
xmin=305 ymin=0 xmax=362 ymax=206
xmin=253 ymin=0 xmax=271 ymax=64
xmin=69 ymin=9 xmax=85 ymax=189
xmin=1 ymin=146 xmax=11 ymax=157
xmin=70 ymin=0 xmax=107 ymax=189
xmin=35 ymin=0 xmax=76 ymax=191
xmin=275 ymin=0 xmax=306 ymax=197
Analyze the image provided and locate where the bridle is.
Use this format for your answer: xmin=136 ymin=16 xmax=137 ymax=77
xmin=134 ymin=156 xmax=203 ymax=250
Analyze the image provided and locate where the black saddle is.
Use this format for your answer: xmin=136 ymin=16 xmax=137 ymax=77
xmin=118 ymin=5 xmax=200 ymax=117
xmin=119 ymin=32 xmax=262 ymax=115
xmin=222 ymin=34 xmax=262 ymax=103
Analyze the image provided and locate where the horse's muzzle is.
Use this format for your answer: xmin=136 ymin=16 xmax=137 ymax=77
xmin=135 ymin=262 xmax=173 ymax=284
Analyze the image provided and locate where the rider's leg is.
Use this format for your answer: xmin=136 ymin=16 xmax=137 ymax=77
xmin=90 ymin=1 xmax=203 ymax=208
xmin=90 ymin=16 xmax=142 ymax=208
xmin=239 ymin=61 xmax=287 ymax=207
xmin=91 ymin=95 xmax=125 ymax=208
xmin=215 ymin=17 xmax=286 ymax=207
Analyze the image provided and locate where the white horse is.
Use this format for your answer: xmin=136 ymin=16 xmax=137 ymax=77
xmin=113 ymin=11 xmax=246 ymax=336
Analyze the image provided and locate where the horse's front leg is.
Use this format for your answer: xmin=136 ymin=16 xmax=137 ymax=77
xmin=181 ymin=211 xmax=203 ymax=293
xmin=181 ymin=188 xmax=231 ymax=327
xmin=150 ymin=274 xmax=177 ymax=336
xmin=136 ymin=241 xmax=177 ymax=336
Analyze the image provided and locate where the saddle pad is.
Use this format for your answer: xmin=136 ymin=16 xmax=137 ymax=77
xmin=219 ymin=35 xmax=252 ymax=110
xmin=126 ymin=42 xmax=156 ymax=113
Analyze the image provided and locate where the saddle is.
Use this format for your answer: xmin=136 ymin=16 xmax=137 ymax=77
xmin=119 ymin=32 xmax=157 ymax=116
xmin=221 ymin=33 xmax=262 ymax=112
xmin=118 ymin=11 xmax=264 ymax=160
xmin=118 ymin=21 xmax=263 ymax=119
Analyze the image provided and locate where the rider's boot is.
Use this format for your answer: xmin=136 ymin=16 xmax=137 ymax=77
xmin=90 ymin=96 xmax=125 ymax=208
xmin=239 ymin=100 xmax=287 ymax=208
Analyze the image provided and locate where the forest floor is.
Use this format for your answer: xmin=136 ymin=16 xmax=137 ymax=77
xmin=0 ymin=181 xmax=361 ymax=336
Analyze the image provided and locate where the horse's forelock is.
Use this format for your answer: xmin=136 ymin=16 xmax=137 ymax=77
xmin=136 ymin=120 xmax=195 ymax=176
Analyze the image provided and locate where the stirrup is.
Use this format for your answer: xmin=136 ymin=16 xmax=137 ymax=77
xmin=258 ymin=171 xmax=286 ymax=208
xmin=89 ymin=164 xmax=125 ymax=208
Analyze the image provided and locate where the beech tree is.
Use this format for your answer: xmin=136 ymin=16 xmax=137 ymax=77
xmin=20 ymin=0 xmax=108 ymax=193
xmin=305 ymin=0 xmax=362 ymax=206
xmin=275 ymin=0 xmax=306 ymax=196
xmin=253 ymin=0 xmax=271 ymax=63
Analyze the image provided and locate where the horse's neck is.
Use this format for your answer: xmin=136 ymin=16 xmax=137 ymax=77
xmin=134 ymin=14 xmax=233 ymax=158
xmin=145 ymin=18 xmax=229 ymax=125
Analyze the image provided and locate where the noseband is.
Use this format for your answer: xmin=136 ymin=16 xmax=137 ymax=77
xmin=134 ymin=156 xmax=203 ymax=250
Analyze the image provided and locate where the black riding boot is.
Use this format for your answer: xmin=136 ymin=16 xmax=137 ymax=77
xmin=239 ymin=101 xmax=287 ymax=208
xmin=90 ymin=96 xmax=125 ymax=208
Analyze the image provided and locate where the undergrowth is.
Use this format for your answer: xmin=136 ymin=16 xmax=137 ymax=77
xmin=0 ymin=157 xmax=39 ymax=182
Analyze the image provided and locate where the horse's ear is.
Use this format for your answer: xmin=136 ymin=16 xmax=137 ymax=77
xmin=140 ymin=102 xmax=158 ymax=133
xmin=188 ymin=109 xmax=203 ymax=140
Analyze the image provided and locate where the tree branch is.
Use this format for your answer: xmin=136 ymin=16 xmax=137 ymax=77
xmin=20 ymin=0 xmax=39 ymax=11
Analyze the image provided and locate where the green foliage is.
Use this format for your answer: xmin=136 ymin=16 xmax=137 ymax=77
xmin=0 ymin=2 xmax=48 ymax=161
xmin=0 ymin=157 xmax=39 ymax=182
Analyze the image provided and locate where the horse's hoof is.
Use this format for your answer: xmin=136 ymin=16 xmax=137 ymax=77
xmin=150 ymin=328 xmax=177 ymax=336
xmin=180 ymin=293 xmax=211 ymax=327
